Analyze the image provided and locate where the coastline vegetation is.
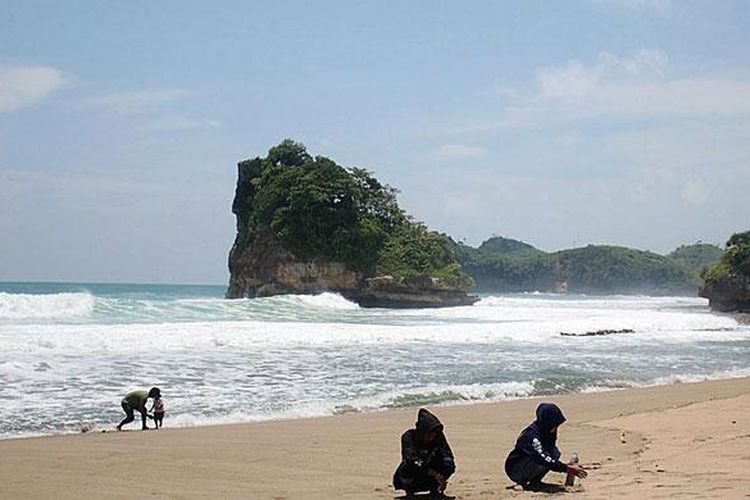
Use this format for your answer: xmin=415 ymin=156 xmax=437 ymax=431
xmin=457 ymin=237 xmax=720 ymax=295
xmin=703 ymin=230 xmax=750 ymax=283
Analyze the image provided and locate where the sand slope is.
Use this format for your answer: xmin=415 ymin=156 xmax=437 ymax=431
xmin=1 ymin=377 xmax=749 ymax=499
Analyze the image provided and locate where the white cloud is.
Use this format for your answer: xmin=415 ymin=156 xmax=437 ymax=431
xmin=0 ymin=65 xmax=66 ymax=113
xmin=84 ymin=88 xmax=195 ymax=115
xmin=539 ymin=60 xmax=600 ymax=100
xmin=537 ymin=48 xmax=668 ymax=103
xmin=434 ymin=144 xmax=486 ymax=159
xmin=466 ymin=49 xmax=750 ymax=131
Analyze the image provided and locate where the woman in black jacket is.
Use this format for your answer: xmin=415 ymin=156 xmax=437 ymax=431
xmin=393 ymin=408 xmax=456 ymax=496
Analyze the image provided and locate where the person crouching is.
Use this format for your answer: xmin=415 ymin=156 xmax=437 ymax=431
xmin=393 ymin=408 xmax=456 ymax=497
xmin=504 ymin=403 xmax=587 ymax=490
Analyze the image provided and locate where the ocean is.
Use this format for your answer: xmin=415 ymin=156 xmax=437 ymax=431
xmin=1 ymin=281 xmax=748 ymax=439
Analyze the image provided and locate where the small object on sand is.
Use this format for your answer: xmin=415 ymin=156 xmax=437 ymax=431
xmin=79 ymin=422 xmax=96 ymax=434
xmin=101 ymin=429 xmax=107 ymax=433
xmin=565 ymin=452 xmax=580 ymax=486
xmin=732 ymin=420 xmax=737 ymax=424
xmin=619 ymin=430 xmax=627 ymax=443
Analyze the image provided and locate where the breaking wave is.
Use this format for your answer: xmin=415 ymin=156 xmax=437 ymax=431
xmin=0 ymin=292 xmax=94 ymax=320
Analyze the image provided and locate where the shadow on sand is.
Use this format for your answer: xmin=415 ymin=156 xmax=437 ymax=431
xmin=504 ymin=482 xmax=569 ymax=494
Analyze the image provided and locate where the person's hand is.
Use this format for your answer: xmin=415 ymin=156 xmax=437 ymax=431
xmin=567 ymin=464 xmax=587 ymax=479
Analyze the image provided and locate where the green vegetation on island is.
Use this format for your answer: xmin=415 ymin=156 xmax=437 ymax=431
xmin=456 ymin=236 xmax=717 ymax=295
xmin=703 ymin=231 xmax=750 ymax=282
xmin=669 ymin=243 xmax=724 ymax=278
xmin=456 ymin=238 xmax=558 ymax=293
xmin=232 ymin=139 xmax=472 ymax=287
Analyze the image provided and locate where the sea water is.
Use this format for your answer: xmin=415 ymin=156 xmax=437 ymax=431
xmin=1 ymin=282 xmax=748 ymax=438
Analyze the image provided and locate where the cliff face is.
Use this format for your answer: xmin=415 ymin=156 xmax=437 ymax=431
xmin=227 ymin=231 xmax=476 ymax=307
xmin=227 ymin=143 xmax=478 ymax=308
xmin=228 ymin=158 xmax=362 ymax=299
xmin=227 ymin=227 xmax=362 ymax=298
xmin=699 ymin=275 xmax=750 ymax=312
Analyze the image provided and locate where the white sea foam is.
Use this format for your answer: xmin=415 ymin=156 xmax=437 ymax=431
xmin=0 ymin=292 xmax=94 ymax=320
xmin=1 ymin=291 xmax=749 ymax=439
xmin=290 ymin=292 xmax=360 ymax=310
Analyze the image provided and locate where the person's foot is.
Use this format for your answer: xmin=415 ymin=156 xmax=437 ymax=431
xmin=116 ymin=425 xmax=122 ymax=431
xmin=428 ymin=492 xmax=455 ymax=500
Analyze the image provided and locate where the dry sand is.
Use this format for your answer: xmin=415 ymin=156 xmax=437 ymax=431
xmin=1 ymin=377 xmax=749 ymax=499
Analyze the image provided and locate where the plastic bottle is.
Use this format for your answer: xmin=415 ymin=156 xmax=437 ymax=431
xmin=565 ymin=452 xmax=580 ymax=487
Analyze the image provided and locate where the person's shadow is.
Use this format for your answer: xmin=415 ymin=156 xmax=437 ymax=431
xmin=394 ymin=493 xmax=456 ymax=499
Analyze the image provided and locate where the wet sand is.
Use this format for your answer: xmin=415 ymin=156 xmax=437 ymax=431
xmin=1 ymin=377 xmax=749 ymax=499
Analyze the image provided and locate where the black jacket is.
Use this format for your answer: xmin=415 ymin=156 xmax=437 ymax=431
xmin=505 ymin=403 xmax=568 ymax=476
xmin=393 ymin=409 xmax=454 ymax=489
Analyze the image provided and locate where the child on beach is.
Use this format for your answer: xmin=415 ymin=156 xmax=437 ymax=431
xmin=504 ymin=403 xmax=587 ymax=490
xmin=150 ymin=392 xmax=165 ymax=429
xmin=117 ymin=387 xmax=161 ymax=431
xmin=393 ymin=408 xmax=456 ymax=498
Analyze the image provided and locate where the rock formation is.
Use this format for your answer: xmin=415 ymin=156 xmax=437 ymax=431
xmin=699 ymin=275 xmax=750 ymax=312
xmin=227 ymin=141 xmax=478 ymax=308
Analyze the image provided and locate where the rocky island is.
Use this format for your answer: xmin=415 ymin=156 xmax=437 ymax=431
xmin=227 ymin=140 xmax=477 ymax=308
xmin=700 ymin=231 xmax=750 ymax=312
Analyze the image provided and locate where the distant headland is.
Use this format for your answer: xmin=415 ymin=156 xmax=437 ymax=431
xmin=455 ymin=237 xmax=723 ymax=296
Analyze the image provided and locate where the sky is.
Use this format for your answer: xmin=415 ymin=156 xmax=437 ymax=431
xmin=1 ymin=0 xmax=749 ymax=284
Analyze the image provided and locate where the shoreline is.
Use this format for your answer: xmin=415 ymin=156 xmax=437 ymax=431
xmin=4 ymin=369 xmax=750 ymax=443
xmin=2 ymin=377 xmax=750 ymax=498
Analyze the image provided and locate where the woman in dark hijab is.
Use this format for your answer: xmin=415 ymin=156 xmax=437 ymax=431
xmin=393 ymin=408 xmax=456 ymax=497
xmin=504 ymin=403 xmax=587 ymax=489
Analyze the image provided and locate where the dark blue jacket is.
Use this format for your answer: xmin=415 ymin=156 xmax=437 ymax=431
xmin=505 ymin=403 xmax=568 ymax=477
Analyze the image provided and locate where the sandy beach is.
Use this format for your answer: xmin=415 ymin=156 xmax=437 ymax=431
xmin=1 ymin=377 xmax=749 ymax=499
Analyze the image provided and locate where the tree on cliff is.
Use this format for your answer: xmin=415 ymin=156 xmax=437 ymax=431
xmin=699 ymin=230 xmax=750 ymax=312
xmin=236 ymin=139 xmax=471 ymax=284
xmin=705 ymin=230 xmax=750 ymax=281
xmin=726 ymin=231 xmax=750 ymax=276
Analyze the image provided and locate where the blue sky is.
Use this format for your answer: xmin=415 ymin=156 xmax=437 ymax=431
xmin=1 ymin=0 xmax=749 ymax=284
